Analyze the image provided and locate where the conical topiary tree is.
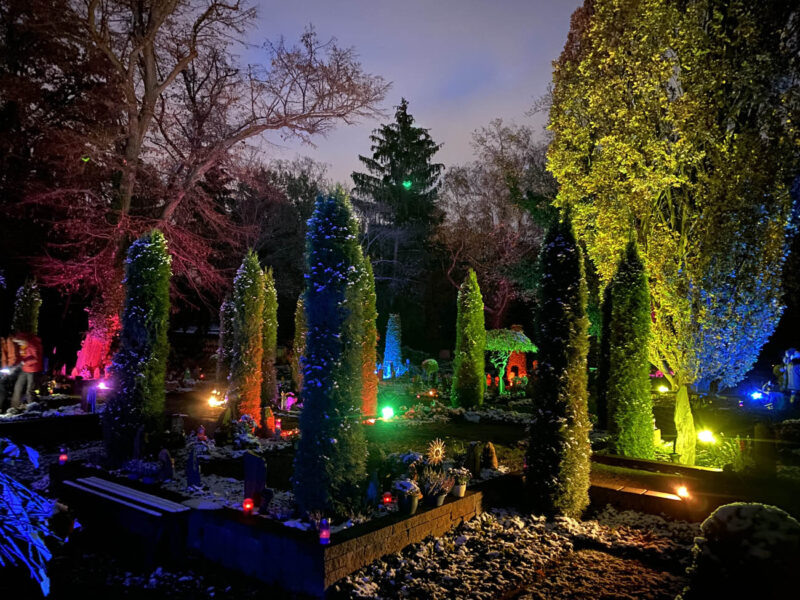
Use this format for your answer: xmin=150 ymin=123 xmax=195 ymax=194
xmin=230 ymin=250 xmax=265 ymax=425
xmin=382 ymin=313 xmax=403 ymax=378
xmin=607 ymin=241 xmax=654 ymax=459
xmin=290 ymin=295 xmax=306 ymax=394
xmin=292 ymin=194 xmax=367 ymax=516
xmin=596 ymin=284 xmax=612 ymax=430
xmin=11 ymin=280 xmax=42 ymax=335
xmin=450 ymin=269 xmax=486 ymax=408
xmin=104 ymin=231 xmax=171 ymax=464
xmin=360 ymin=259 xmax=378 ymax=417
xmin=217 ymin=295 xmax=235 ymax=385
xmin=525 ymin=217 xmax=591 ymax=518
xmin=261 ymin=267 xmax=278 ymax=415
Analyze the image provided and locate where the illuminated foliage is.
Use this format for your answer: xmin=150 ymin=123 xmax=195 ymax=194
xmin=359 ymin=259 xmax=378 ymax=417
xmin=217 ymin=296 xmax=235 ymax=384
xmin=293 ymin=194 xmax=367 ymax=516
xmin=606 ymin=242 xmax=654 ymax=459
xmin=104 ymin=231 xmax=171 ymax=464
xmin=290 ymin=295 xmax=306 ymax=394
xmin=484 ymin=329 xmax=538 ymax=395
xmin=230 ymin=251 xmax=265 ymax=425
xmin=525 ymin=217 xmax=591 ymax=518
xmin=548 ymin=0 xmax=799 ymax=463
xmin=11 ymin=279 xmax=41 ymax=335
xmin=451 ymin=269 xmax=486 ymax=408
xmin=382 ymin=314 xmax=404 ymax=378
xmin=261 ymin=267 xmax=278 ymax=412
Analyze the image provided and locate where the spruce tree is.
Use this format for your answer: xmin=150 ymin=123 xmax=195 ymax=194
xmin=11 ymin=279 xmax=42 ymax=335
xmin=290 ymin=295 xmax=306 ymax=394
xmin=450 ymin=269 xmax=486 ymax=408
xmin=261 ymin=267 xmax=278 ymax=414
xmin=607 ymin=241 xmax=654 ymax=458
xmin=293 ymin=194 xmax=367 ymax=516
xmin=360 ymin=259 xmax=378 ymax=417
xmin=526 ymin=217 xmax=591 ymax=518
xmin=230 ymin=250 xmax=265 ymax=424
xmin=217 ymin=295 xmax=235 ymax=385
xmin=104 ymin=231 xmax=171 ymax=464
xmin=382 ymin=313 xmax=403 ymax=378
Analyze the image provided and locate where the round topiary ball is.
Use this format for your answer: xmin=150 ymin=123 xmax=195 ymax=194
xmin=678 ymin=502 xmax=800 ymax=599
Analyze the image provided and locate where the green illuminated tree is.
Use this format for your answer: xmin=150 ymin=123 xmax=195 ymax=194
xmin=290 ymin=295 xmax=306 ymax=394
xmin=525 ymin=217 xmax=591 ymax=518
xmin=450 ymin=269 xmax=486 ymax=408
xmin=104 ymin=231 xmax=171 ymax=464
xmin=261 ymin=267 xmax=278 ymax=414
xmin=11 ymin=280 xmax=42 ymax=335
xmin=606 ymin=241 xmax=654 ymax=459
xmin=548 ymin=0 xmax=799 ymax=464
xmin=485 ymin=329 xmax=538 ymax=396
xmin=230 ymin=251 xmax=265 ymax=425
xmin=359 ymin=259 xmax=378 ymax=417
xmin=217 ymin=296 xmax=235 ymax=385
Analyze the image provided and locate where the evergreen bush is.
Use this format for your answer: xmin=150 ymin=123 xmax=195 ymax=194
xmin=261 ymin=267 xmax=278 ymax=414
xmin=230 ymin=250 xmax=265 ymax=424
xmin=290 ymin=295 xmax=305 ymax=394
xmin=450 ymin=269 xmax=486 ymax=408
xmin=382 ymin=313 xmax=403 ymax=377
xmin=292 ymin=194 xmax=367 ymax=516
xmin=217 ymin=296 xmax=235 ymax=384
xmin=525 ymin=217 xmax=591 ymax=518
xmin=104 ymin=231 xmax=171 ymax=464
xmin=607 ymin=241 xmax=654 ymax=459
xmin=360 ymin=259 xmax=378 ymax=417
xmin=11 ymin=279 xmax=42 ymax=335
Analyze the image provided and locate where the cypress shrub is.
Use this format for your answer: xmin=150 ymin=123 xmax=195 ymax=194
xmin=525 ymin=217 xmax=591 ymax=518
xmin=261 ymin=267 xmax=278 ymax=414
xmin=290 ymin=295 xmax=306 ymax=395
xmin=382 ymin=313 xmax=403 ymax=377
xmin=12 ymin=279 xmax=42 ymax=335
xmin=450 ymin=269 xmax=486 ymax=408
xmin=360 ymin=259 xmax=378 ymax=417
xmin=292 ymin=194 xmax=367 ymax=516
xmin=104 ymin=231 xmax=171 ymax=464
xmin=607 ymin=241 xmax=654 ymax=459
xmin=596 ymin=284 xmax=612 ymax=430
xmin=230 ymin=250 xmax=265 ymax=425
xmin=217 ymin=296 xmax=235 ymax=385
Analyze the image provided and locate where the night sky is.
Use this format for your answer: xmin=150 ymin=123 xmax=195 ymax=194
xmin=245 ymin=0 xmax=582 ymax=184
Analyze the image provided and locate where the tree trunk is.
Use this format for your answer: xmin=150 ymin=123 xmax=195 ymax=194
xmin=674 ymin=385 xmax=695 ymax=465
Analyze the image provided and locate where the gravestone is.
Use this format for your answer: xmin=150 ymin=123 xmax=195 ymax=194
xmin=244 ymin=452 xmax=267 ymax=507
xmin=465 ymin=441 xmax=485 ymax=479
xmin=259 ymin=486 xmax=275 ymax=514
xmin=481 ymin=442 xmax=499 ymax=470
xmin=186 ymin=444 xmax=202 ymax=488
xmin=157 ymin=448 xmax=174 ymax=481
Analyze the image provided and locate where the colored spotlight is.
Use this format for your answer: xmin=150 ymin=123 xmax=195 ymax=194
xmin=676 ymin=486 xmax=690 ymax=499
xmin=401 ymin=180 xmax=412 ymax=190
xmin=750 ymin=390 xmax=765 ymax=401
xmin=657 ymin=385 xmax=670 ymax=393
xmin=697 ymin=430 xmax=716 ymax=444
xmin=381 ymin=406 xmax=394 ymax=420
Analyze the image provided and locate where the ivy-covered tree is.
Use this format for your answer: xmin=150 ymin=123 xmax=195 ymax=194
xmin=290 ymin=295 xmax=305 ymax=394
xmin=606 ymin=241 xmax=654 ymax=459
xmin=292 ymin=194 xmax=367 ymax=516
xmin=11 ymin=279 xmax=42 ymax=335
xmin=229 ymin=251 xmax=265 ymax=425
xmin=381 ymin=313 xmax=403 ymax=378
xmin=450 ymin=269 xmax=486 ymax=408
xmin=525 ymin=217 xmax=591 ymax=518
xmin=104 ymin=231 xmax=171 ymax=464
xmin=360 ymin=259 xmax=378 ymax=417
xmin=485 ymin=329 xmax=538 ymax=396
xmin=351 ymin=98 xmax=444 ymax=347
xmin=217 ymin=295 xmax=235 ymax=385
xmin=261 ymin=267 xmax=278 ymax=414
xmin=548 ymin=0 xmax=799 ymax=464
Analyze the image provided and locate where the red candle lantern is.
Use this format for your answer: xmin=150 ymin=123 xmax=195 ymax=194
xmin=58 ymin=449 xmax=68 ymax=465
xmin=275 ymin=418 xmax=282 ymax=435
xmin=319 ymin=518 xmax=331 ymax=545
xmin=382 ymin=492 xmax=393 ymax=505
xmin=242 ymin=498 xmax=254 ymax=515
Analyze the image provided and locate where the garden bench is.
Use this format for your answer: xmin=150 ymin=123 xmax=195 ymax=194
xmin=62 ymin=476 xmax=190 ymax=516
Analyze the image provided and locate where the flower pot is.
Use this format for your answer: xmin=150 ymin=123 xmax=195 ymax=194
xmin=398 ymin=494 xmax=418 ymax=515
xmin=451 ymin=483 xmax=466 ymax=498
xmin=425 ymin=493 xmax=447 ymax=508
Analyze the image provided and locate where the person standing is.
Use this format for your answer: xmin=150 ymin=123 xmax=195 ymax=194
xmin=10 ymin=334 xmax=43 ymax=408
xmin=0 ymin=336 xmax=21 ymax=412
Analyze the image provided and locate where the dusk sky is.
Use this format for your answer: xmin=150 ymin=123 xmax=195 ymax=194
xmin=246 ymin=0 xmax=582 ymax=185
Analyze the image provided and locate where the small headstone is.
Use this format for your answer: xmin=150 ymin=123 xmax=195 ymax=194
xmin=132 ymin=425 xmax=145 ymax=460
xmin=157 ymin=448 xmax=174 ymax=481
xmin=465 ymin=441 xmax=485 ymax=479
xmin=244 ymin=451 xmax=267 ymax=507
xmin=84 ymin=387 xmax=97 ymax=413
xmin=259 ymin=486 xmax=275 ymax=513
xmin=366 ymin=472 xmax=379 ymax=505
xmin=481 ymin=442 xmax=499 ymax=470
xmin=186 ymin=445 xmax=202 ymax=488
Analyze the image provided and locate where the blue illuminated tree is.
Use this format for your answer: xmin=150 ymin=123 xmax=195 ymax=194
xmin=381 ymin=313 xmax=404 ymax=378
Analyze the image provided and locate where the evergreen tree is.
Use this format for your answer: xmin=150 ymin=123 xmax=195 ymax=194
xmin=230 ymin=251 xmax=265 ymax=425
xmin=360 ymin=259 xmax=378 ymax=417
xmin=11 ymin=280 xmax=42 ymax=335
xmin=596 ymin=285 xmax=612 ymax=430
xmin=526 ymin=217 xmax=591 ymax=518
xmin=217 ymin=295 xmax=235 ymax=385
xmin=382 ymin=313 xmax=403 ymax=378
xmin=292 ymin=194 xmax=367 ymax=516
xmin=607 ymin=241 xmax=654 ymax=459
xmin=290 ymin=295 xmax=305 ymax=394
xmin=104 ymin=231 xmax=171 ymax=464
xmin=450 ymin=269 xmax=486 ymax=408
xmin=261 ymin=267 xmax=278 ymax=414
xmin=351 ymin=98 xmax=444 ymax=347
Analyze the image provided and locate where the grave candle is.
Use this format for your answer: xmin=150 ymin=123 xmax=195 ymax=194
xmin=319 ymin=518 xmax=330 ymax=545
xmin=242 ymin=498 xmax=254 ymax=515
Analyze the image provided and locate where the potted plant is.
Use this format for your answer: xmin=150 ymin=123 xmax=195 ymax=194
xmin=420 ymin=467 xmax=454 ymax=507
xmin=393 ymin=479 xmax=421 ymax=515
xmin=448 ymin=467 xmax=471 ymax=498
